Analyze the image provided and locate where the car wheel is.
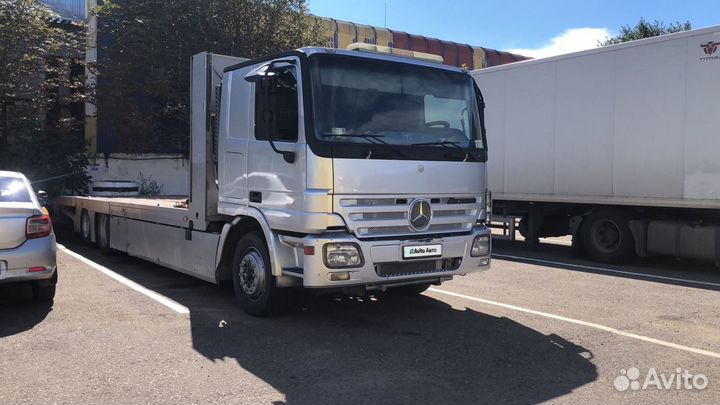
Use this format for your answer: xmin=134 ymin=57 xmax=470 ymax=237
xmin=581 ymin=208 xmax=635 ymax=264
xmin=388 ymin=283 xmax=431 ymax=296
xmin=96 ymin=214 xmax=111 ymax=254
xmin=32 ymin=270 xmax=58 ymax=303
xmin=232 ymin=232 xmax=292 ymax=316
xmin=80 ymin=209 xmax=92 ymax=243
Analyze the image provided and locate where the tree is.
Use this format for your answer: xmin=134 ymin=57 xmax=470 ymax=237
xmin=0 ymin=0 xmax=90 ymax=195
xmin=600 ymin=18 xmax=691 ymax=46
xmin=96 ymin=0 xmax=323 ymax=154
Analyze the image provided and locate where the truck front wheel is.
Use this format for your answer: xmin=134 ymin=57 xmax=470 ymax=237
xmin=232 ymin=232 xmax=291 ymax=316
xmin=581 ymin=208 xmax=634 ymax=264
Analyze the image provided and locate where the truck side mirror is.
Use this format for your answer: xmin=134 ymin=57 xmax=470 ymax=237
xmin=37 ymin=190 xmax=48 ymax=206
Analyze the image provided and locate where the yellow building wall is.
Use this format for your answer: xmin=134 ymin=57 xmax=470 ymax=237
xmin=375 ymin=27 xmax=393 ymax=47
xmin=336 ymin=20 xmax=358 ymax=49
xmin=354 ymin=24 xmax=376 ymax=44
xmin=472 ymin=46 xmax=487 ymax=69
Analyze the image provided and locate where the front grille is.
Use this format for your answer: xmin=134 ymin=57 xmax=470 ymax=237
xmin=376 ymin=258 xmax=462 ymax=277
xmin=336 ymin=195 xmax=480 ymax=238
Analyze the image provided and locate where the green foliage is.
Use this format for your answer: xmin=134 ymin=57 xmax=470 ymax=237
xmin=0 ymin=0 xmax=90 ymax=196
xmin=97 ymin=0 xmax=323 ymax=154
xmin=136 ymin=172 xmax=162 ymax=196
xmin=600 ymin=18 xmax=692 ymax=46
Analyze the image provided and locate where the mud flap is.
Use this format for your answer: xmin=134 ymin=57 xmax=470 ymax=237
xmin=628 ymin=219 xmax=649 ymax=257
xmin=569 ymin=215 xmax=584 ymax=257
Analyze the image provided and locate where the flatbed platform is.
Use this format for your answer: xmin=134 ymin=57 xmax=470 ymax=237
xmin=55 ymin=195 xmax=191 ymax=229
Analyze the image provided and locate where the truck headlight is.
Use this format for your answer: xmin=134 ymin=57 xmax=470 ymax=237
xmin=323 ymin=243 xmax=364 ymax=268
xmin=471 ymin=235 xmax=490 ymax=257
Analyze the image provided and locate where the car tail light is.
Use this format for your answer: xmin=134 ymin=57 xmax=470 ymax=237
xmin=26 ymin=214 xmax=53 ymax=239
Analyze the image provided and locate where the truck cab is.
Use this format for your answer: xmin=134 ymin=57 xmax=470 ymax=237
xmin=215 ymin=46 xmax=491 ymax=306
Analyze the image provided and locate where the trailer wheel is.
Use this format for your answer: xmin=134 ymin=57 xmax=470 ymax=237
xmin=96 ymin=214 xmax=111 ymax=254
xmin=581 ymin=208 xmax=634 ymax=264
xmin=80 ymin=209 xmax=92 ymax=243
xmin=232 ymin=232 xmax=291 ymax=316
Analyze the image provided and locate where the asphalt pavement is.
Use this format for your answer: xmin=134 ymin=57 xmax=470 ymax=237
xmin=1 ymin=231 xmax=719 ymax=404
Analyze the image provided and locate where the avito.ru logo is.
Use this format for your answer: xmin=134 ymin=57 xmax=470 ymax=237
xmin=614 ymin=367 xmax=709 ymax=391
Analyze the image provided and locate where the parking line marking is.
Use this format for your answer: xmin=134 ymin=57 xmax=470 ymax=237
xmin=429 ymin=288 xmax=720 ymax=359
xmin=58 ymin=245 xmax=190 ymax=315
xmin=493 ymin=253 xmax=720 ymax=289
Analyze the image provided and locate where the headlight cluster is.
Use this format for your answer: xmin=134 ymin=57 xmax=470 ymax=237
xmin=323 ymin=243 xmax=364 ymax=268
xmin=471 ymin=235 xmax=490 ymax=257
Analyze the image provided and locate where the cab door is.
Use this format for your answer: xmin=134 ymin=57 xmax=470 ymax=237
xmin=246 ymin=57 xmax=307 ymax=232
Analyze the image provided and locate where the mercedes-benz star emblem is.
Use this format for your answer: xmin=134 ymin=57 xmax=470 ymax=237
xmin=408 ymin=199 xmax=432 ymax=231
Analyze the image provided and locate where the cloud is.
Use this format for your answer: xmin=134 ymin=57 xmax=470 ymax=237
xmin=508 ymin=28 xmax=612 ymax=59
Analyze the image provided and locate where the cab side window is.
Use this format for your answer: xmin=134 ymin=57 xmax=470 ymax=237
xmin=254 ymin=66 xmax=298 ymax=142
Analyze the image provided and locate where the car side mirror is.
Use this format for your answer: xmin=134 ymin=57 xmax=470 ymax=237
xmin=37 ymin=190 xmax=48 ymax=206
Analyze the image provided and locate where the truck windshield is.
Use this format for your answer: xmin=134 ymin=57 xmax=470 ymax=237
xmin=309 ymin=54 xmax=484 ymax=151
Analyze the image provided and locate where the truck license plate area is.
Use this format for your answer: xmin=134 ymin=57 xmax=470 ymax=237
xmin=0 ymin=261 xmax=6 ymax=275
xmin=403 ymin=244 xmax=442 ymax=259
xmin=377 ymin=260 xmax=438 ymax=277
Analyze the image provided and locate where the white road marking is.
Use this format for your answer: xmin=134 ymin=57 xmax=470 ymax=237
xmin=493 ymin=253 xmax=720 ymax=289
xmin=429 ymin=287 xmax=720 ymax=360
xmin=58 ymin=244 xmax=190 ymax=315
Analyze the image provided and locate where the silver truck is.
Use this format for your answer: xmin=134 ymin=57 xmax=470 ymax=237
xmin=57 ymin=45 xmax=492 ymax=315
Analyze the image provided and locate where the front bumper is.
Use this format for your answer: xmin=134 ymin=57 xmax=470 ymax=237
xmin=295 ymin=225 xmax=491 ymax=288
xmin=0 ymin=234 xmax=58 ymax=284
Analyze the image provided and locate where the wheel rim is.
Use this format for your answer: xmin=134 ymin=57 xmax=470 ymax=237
xmin=99 ymin=215 xmax=109 ymax=247
xmin=590 ymin=219 xmax=621 ymax=253
xmin=238 ymin=248 xmax=265 ymax=300
xmin=81 ymin=213 xmax=90 ymax=239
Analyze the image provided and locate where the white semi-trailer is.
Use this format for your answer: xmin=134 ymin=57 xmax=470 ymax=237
xmin=472 ymin=26 xmax=720 ymax=264
xmin=57 ymin=45 xmax=492 ymax=315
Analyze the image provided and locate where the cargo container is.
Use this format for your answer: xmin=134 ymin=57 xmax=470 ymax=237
xmin=472 ymin=26 xmax=720 ymax=264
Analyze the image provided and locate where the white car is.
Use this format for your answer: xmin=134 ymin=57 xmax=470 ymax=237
xmin=0 ymin=171 xmax=57 ymax=302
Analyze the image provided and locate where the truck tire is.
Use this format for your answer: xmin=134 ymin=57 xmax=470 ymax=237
xmin=80 ymin=209 xmax=92 ymax=243
xmin=388 ymin=283 xmax=431 ymax=296
xmin=581 ymin=208 xmax=634 ymax=264
xmin=96 ymin=214 xmax=111 ymax=254
xmin=232 ymin=232 xmax=291 ymax=316
xmin=32 ymin=270 xmax=58 ymax=303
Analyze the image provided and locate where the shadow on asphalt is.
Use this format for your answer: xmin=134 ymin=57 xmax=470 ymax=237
xmin=0 ymin=282 xmax=53 ymax=338
xmin=56 ymin=231 xmax=597 ymax=404
xmin=493 ymin=239 xmax=720 ymax=292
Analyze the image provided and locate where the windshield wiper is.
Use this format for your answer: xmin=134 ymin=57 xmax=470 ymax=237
xmin=322 ymin=132 xmax=409 ymax=159
xmin=411 ymin=139 xmax=466 ymax=149
xmin=411 ymin=139 xmax=470 ymax=161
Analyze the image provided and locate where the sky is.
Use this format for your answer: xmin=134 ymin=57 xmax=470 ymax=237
xmin=308 ymin=0 xmax=719 ymax=58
